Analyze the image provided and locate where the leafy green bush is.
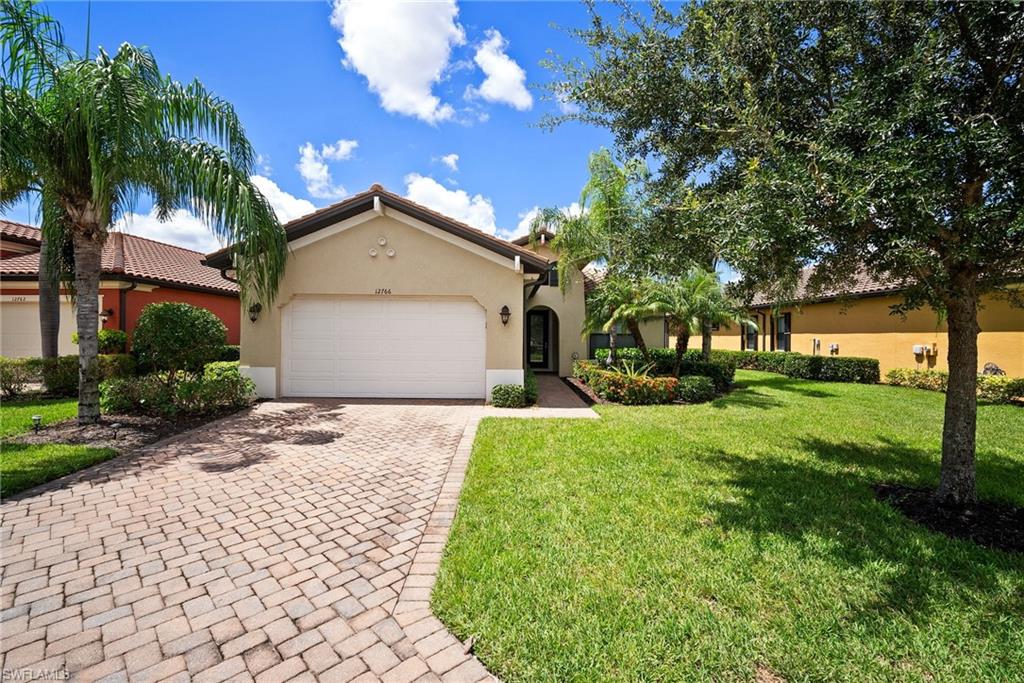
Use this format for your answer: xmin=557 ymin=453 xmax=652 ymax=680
xmin=886 ymin=368 xmax=1024 ymax=404
xmin=100 ymin=371 xmax=255 ymax=416
xmin=524 ymin=368 xmax=538 ymax=405
xmin=729 ymin=350 xmax=790 ymax=373
xmin=574 ymin=363 xmax=678 ymax=405
xmin=492 ymin=384 xmax=526 ymax=408
xmin=783 ymin=354 xmax=879 ymax=383
xmin=594 ymin=347 xmax=735 ymax=390
xmin=33 ymin=354 xmax=136 ymax=397
xmin=203 ymin=361 xmax=241 ymax=382
xmin=132 ymin=303 xmax=226 ymax=379
xmin=218 ymin=345 xmax=241 ymax=362
xmin=72 ymin=328 xmax=128 ymax=353
xmin=676 ymin=375 xmax=716 ymax=403
xmin=0 ymin=357 xmax=39 ymax=398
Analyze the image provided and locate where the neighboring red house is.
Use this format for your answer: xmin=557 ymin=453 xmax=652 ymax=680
xmin=1 ymin=219 xmax=240 ymax=357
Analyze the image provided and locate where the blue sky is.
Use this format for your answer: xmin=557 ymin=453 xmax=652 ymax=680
xmin=3 ymin=1 xmax=615 ymax=253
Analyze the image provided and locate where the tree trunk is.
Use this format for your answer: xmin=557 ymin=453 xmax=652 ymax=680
xmin=607 ymin=329 xmax=617 ymax=366
xmin=701 ymin=320 xmax=713 ymax=360
xmin=38 ymin=237 xmax=60 ymax=358
xmin=673 ymin=327 xmax=689 ymax=376
xmin=936 ymin=289 xmax=980 ymax=505
xmin=627 ymin=319 xmax=649 ymax=362
xmin=72 ymin=231 xmax=104 ymax=424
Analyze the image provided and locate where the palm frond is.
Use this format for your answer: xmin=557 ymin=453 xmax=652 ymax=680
xmin=0 ymin=0 xmax=71 ymax=94
xmin=161 ymin=77 xmax=255 ymax=170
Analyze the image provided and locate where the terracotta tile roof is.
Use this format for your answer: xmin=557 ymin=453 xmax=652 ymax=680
xmin=203 ymin=184 xmax=549 ymax=273
xmin=0 ymin=219 xmax=42 ymax=245
xmin=582 ymin=265 xmax=605 ymax=294
xmin=750 ymin=266 xmax=901 ymax=307
xmin=0 ymin=222 xmax=238 ymax=295
xmin=510 ymin=228 xmax=555 ymax=247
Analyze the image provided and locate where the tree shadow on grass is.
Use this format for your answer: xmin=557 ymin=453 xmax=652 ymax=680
xmin=697 ymin=438 xmax=1024 ymax=633
xmin=712 ymin=374 xmax=837 ymax=410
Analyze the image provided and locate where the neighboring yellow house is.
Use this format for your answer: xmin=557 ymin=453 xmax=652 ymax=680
xmin=703 ymin=268 xmax=1024 ymax=377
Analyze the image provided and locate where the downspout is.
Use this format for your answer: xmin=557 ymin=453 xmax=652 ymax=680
xmin=119 ymin=282 xmax=137 ymax=334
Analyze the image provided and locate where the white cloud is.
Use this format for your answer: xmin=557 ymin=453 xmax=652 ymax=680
xmin=330 ymin=0 xmax=464 ymax=124
xmin=321 ymin=139 xmax=359 ymax=161
xmin=297 ymin=142 xmax=348 ymax=200
xmin=504 ymin=202 xmax=585 ymax=240
xmin=114 ymin=209 xmax=222 ymax=254
xmin=250 ymin=175 xmax=316 ymax=223
xmin=403 ymin=173 xmax=496 ymax=234
xmin=465 ymin=29 xmax=532 ymax=111
xmin=439 ymin=153 xmax=459 ymax=172
xmin=255 ymin=153 xmax=273 ymax=176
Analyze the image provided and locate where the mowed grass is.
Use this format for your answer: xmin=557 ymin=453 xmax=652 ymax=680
xmin=0 ymin=396 xmax=78 ymax=438
xmin=1 ymin=397 xmax=115 ymax=497
xmin=433 ymin=371 xmax=1024 ymax=682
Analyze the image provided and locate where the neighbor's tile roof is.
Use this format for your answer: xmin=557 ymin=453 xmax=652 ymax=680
xmin=750 ymin=266 xmax=901 ymax=307
xmin=0 ymin=219 xmax=42 ymax=244
xmin=0 ymin=222 xmax=237 ymax=295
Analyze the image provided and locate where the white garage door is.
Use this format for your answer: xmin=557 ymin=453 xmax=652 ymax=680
xmin=0 ymin=299 xmax=79 ymax=358
xmin=283 ymin=297 xmax=486 ymax=398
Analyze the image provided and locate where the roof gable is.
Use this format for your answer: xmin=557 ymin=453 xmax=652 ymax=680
xmin=203 ymin=185 xmax=549 ymax=274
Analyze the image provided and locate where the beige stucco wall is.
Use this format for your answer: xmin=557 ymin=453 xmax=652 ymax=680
xmin=699 ymin=292 xmax=1024 ymax=377
xmin=525 ymin=269 xmax=587 ymax=376
xmin=241 ymin=211 xmax=526 ymax=396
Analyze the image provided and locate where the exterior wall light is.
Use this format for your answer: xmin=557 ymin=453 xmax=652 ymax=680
xmin=248 ymin=303 xmax=263 ymax=323
xmin=499 ymin=305 xmax=511 ymax=326
xmin=99 ymin=308 xmax=114 ymax=324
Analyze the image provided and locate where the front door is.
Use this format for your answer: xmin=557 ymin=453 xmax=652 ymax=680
xmin=527 ymin=309 xmax=549 ymax=370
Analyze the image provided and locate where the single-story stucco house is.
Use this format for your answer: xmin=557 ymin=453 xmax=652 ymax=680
xmin=203 ymin=184 xmax=664 ymax=400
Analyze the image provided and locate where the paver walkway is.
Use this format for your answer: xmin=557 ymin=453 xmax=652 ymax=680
xmin=1 ymin=401 xmax=497 ymax=682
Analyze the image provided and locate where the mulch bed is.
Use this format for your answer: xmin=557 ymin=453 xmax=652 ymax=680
xmin=875 ymin=483 xmax=1024 ymax=554
xmin=10 ymin=409 xmax=243 ymax=454
xmin=564 ymin=377 xmax=604 ymax=405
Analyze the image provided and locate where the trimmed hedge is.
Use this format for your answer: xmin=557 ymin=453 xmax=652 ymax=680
xmin=594 ymin=347 xmax=736 ymax=391
xmin=100 ymin=371 xmax=255 ymax=416
xmin=133 ymin=302 xmax=227 ymax=377
xmin=782 ymin=354 xmax=880 ymax=384
xmin=0 ymin=354 xmax=136 ymax=398
xmin=72 ymin=328 xmax=129 ymax=354
xmin=573 ymin=361 xmax=678 ymax=405
xmin=524 ymin=368 xmax=538 ymax=405
xmin=676 ymin=375 xmax=716 ymax=403
xmin=886 ymin=368 xmax=1024 ymax=404
xmin=218 ymin=345 xmax=241 ymax=362
xmin=492 ymin=384 xmax=526 ymax=408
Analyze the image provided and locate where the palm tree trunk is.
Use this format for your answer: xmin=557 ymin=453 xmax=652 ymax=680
xmin=38 ymin=237 xmax=60 ymax=358
xmin=608 ymin=329 xmax=617 ymax=366
xmin=673 ymin=328 xmax=689 ymax=376
xmin=627 ymin=319 xmax=649 ymax=362
xmin=701 ymin=320 xmax=713 ymax=360
xmin=72 ymin=230 xmax=104 ymax=424
xmin=936 ymin=288 xmax=980 ymax=505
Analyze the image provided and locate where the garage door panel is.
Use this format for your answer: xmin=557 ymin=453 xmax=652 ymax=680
xmin=284 ymin=297 xmax=486 ymax=398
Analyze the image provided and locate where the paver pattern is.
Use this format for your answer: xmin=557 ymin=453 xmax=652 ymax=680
xmin=1 ymin=400 xmax=494 ymax=682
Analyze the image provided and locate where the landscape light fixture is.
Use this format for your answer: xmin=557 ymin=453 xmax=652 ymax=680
xmin=248 ymin=303 xmax=263 ymax=323
xmin=31 ymin=415 xmax=41 ymax=433
xmin=499 ymin=305 xmax=511 ymax=326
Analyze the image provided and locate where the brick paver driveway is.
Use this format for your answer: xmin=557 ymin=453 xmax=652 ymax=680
xmin=1 ymin=401 xmax=493 ymax=682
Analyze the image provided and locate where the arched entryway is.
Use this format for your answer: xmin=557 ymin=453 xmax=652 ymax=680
xmin=525 ymin=306 xmax=560 ymax=373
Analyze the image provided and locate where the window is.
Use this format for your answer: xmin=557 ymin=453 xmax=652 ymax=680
xmin=548 ymin=269 xmax=559 ymax=287
xmin=775 ymin=313 xmax=792 ymax=352
xmin=742 ymin=322 xmax=758 ymax=351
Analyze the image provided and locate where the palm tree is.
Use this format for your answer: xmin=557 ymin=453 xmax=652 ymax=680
xmin=1 ymin=0 xmax=287 ymax=423
xmin=665 ymin=269 xmax=756 ymax=361
xmin=601 ymin=277 xmax=662 ymax=362
xmin=530 ymin=148 xmax=644 ymax=362
xmin=647 ymin=277 xmax=701 ymax=375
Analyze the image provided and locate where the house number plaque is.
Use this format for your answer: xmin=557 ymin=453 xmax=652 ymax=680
xmin=375 ymin=288 xmax=392 ymax=295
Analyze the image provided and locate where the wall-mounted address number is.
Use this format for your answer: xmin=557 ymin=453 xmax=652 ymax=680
xmin=375 ymin=288 xmax=392 ymax=295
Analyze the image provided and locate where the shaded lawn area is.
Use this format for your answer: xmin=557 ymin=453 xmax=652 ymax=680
xmin=434 ymin=371 xmax=1024 ymax=682
xmin=1 ymin=397 xmax=115 ymax=497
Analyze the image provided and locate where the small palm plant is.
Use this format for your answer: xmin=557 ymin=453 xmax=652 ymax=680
xmin=1 ymin=0 xmax=287 ymax=423
xmin=584 ymin=276 xmax=659 ymax=364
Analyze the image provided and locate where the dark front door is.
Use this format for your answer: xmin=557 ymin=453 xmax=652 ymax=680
xmin=527 ymin=309 xmax=549 ymax=369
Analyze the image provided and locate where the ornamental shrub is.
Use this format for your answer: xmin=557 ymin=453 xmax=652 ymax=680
xmin=491 ymin=384 xmax=526 ymax=408
xmin=524 ymin=368 xmax=538 ymax=405
xmin=132 ymin=303 xmax=226 ymax=380
xmin=0 ymin=357 xmax=39 ymax=398
xmin=72 ymin=328 xmax=128 ymax=353
xmin=593 ymin=347 xmax=735 ymax=390
xmin=100 ymin=371 xmax=255 ymax=416
xmin=203 ymin=361 xmax=241 ymax=382
xmin=886 ymin=368 xmax=1023 ymax=404
xmin=676 ymin=375 xmax=716 ymax=403
xmin=37 ymin=354 xmax=136 ymax=397
xmin=576 ymin=365 xmax=678 ymax=405
xmin=217 ymin=345 xmax=241 ymax=362
xmin=100 ymin=375 xmax=175 ymax=415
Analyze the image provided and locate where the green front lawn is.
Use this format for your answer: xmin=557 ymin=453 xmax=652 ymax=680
xmin=434 ymin=371 xmax=1024 ymax=682
xmin=1 ymin=397 xmax=115 ymax=497
xmin=0 ymin=396 xmax=78 ymax=438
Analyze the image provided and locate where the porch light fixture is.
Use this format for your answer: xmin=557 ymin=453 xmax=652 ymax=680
xmin=499 ymin=305 xmax=511 ymax=326
xmin=31 ymin=415 xmax=41 ymax=433
xmin=99 ymin=307 xmax=114 ymax=324
xmin=248 ymin=303 xmax=263 ymax=323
